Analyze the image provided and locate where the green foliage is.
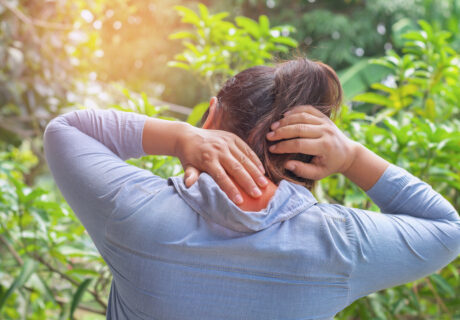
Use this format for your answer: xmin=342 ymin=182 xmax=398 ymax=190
xmin=1 ymin=1 xmax=459 ymax=319
xmin=328 ymin=21 xmax=460 ymax=319
xmin=268 ymin=0 xmax=460 ymax=70
xmin=0 ymin=259 xmax=37 ymax=312
xmin=70 ymin=278 xmax=93 ymax=319
xmin=169 ymin=3 xmax=297 ymax=91
xmin=0 ymin=147 xmax=109 ymax=318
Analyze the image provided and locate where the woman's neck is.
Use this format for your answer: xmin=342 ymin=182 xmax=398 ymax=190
xmin=230 ymin=177 xmax=278 ymax=211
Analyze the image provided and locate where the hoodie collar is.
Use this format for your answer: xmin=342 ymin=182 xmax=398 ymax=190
xmin=169 ymin=173 xmax=317 ymax=233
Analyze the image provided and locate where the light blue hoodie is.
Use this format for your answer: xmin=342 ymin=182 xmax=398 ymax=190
xmin=44 ymin=109 xmax=460 ymax=320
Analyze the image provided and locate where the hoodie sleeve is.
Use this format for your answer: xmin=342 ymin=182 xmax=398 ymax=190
xmin=43 ymin=109 xmax=167 ymax=246
xmin=346 ymin=164 xmax=460 ymax=303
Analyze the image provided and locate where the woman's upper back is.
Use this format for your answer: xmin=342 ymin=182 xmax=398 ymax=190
xmin=104 ymin=173 xmax=353 ymax=319
xmin=102 ymin=169 xmax=459 ymax=320
xmin=44 ymin=109 xmax=460 ymax=320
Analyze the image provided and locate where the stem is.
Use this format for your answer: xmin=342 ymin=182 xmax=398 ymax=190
xmin=0 ymin=235 xmax=107 ymax=314
xmin=424 ymin=277 xmax=450 ymax=315
xmin=32 ymin=254 xmax=108 ymax=310
xmin=0 ymin=234 xmax=24 ymax=265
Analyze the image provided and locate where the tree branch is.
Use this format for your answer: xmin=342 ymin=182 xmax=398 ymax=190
xmin=55 ymin=296 xmax=106 ymax=315
xmin=0 ymin=234 xmax=24 ymax=265
xmin=32 ymin=254 xmax=108 ymax=310
xmin=1 ymin=235 xmax=106 ymax=315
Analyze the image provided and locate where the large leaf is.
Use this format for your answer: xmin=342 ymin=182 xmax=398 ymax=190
xmin=430 ymin=274 xmax=455 ymax=298
xmin=338 ymin=59 xmax=391 ymax=101
xmin=69 ymin=278 xmax=92 ymax=319
xmin=353 ymin=92 xmax=392 ymax=107
xmin=0 ymin=259 xmax=37 ymax=311
xmin=187 ymin=102 xmax=209 ymax=126
xmin=235 ymin=16 xmax=260 ymax=38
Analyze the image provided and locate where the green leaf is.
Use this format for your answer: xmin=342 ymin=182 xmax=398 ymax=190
xmin=270 ymin=36 xmax=298 ymax=47
xmin=259 ymin=15 xmax=270 ymax=35
xmin=24 ymin=188 xmax=47 ymax=204
xmin=402 ymin=31 xmax=427 ymax=41
xmin=169 ymin=31 xmax=196 ymax=40
xmin=37 ymin=274 xmax=58 ymax=305
xmin=430 ymin=274 xmax=455 ymax=297
xmin=187 ymin=102 xmax=209 ymax=126
xmin=0 ymin=259 xmax=37 ymax=311
xmin=353 ymin=92 xmax=392 ymax=107
xmin=235 ymin=16 xmax=260 ymax=38
xmin=371 ymin=83 xmax=396 ymax=94
xmin=66 ymin=268 xmax=101 ymax=277
xmin=447 ymin=264 xmax=459 ymax=282
xmin=174 ymin=5 xmax=201 ymax=26
xmin=198 ymin=3 xmax=209 ymax=21
xmin=211 ymin=12 xmax=230 ymax=22
xmin=69 ymin=278 xmax=92 ymax=319
xmin=167 ymin=61 xmax=190 ymax=70
xmin=417 ymin=20 xmax=434 ymax=39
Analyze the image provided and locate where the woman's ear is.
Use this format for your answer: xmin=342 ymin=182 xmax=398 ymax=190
xmin=202 ymin=97 xmax=218 ymax=129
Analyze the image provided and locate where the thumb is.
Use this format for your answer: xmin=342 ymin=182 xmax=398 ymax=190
xmin=285 ymin=160 xmax=324 ymax=181
xmin=184 ymin=166 xmax=200 ymax=188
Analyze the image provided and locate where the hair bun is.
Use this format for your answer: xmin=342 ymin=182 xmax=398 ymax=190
xmin=211 ymin=58 xmax=342 ymax=189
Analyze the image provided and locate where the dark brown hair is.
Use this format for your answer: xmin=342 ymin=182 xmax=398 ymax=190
xmin=202 ymin=58 xmax=343 ymax=189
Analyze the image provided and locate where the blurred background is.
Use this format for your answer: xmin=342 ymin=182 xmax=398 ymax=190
xmin=0 ymin=0 xmax=459 ymax=319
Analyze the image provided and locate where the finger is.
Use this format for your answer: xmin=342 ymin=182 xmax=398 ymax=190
xmin=271 ymin=112 xmax=323 ymax=130
xmin=231 ymin=148 xmax=268 ymax=188
xmin=234 ymin=138 xmax=265 ymax=174
xmin=284 ymin=160 xmax=326 ymax=181
xmin=285 ymin=105 xmax=329 ymax=119
xmin=267 ymin=124 xmax=324 ymax=141
xmin=221 ymin=153 xmax=263 ymax=198
xmin=269 ymin=138 xmax=322 ymax=155
xmin=184 ymin=166 xmax=200 ymax=188
xmin=207 ymin=162 xmax=244 ymax=205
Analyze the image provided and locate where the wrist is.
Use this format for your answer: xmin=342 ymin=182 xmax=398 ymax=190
xmin=173 ymin=122 xmax=195 ymax=159
xmin=340 ymin=140 xmax=362 ymax=175
xmin=341 ymin=142 xmax=390 ymax=191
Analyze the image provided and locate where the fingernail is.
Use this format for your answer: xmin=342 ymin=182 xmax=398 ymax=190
xmin=257 ymin=176 xmax=268 ymax=187
xmin=258 ymin=165 xmax=266 ymax=174
xmin=286 ymin=163 xmax=296 ymax=171
xmin=234 ymin=194 xmax=243 ymax=205
xmin=284 ymin=110 xmax=292 ymax=116
xmin=271 ymin=121 xmax=280 ymax=130
xmin=266 ymin=131 xmax=275 ymax=139
xmin=252 ymin=188 xmax=262 ymax=197
xmin=269 ymin=145 xmax=276 ymax=152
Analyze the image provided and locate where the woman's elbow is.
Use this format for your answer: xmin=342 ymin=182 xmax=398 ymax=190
xmin=447 ymin=208 xmax=460 ymax=256
xmin=453 ymin=214 xmax=460 ymax=253
xmin=44 ymin=116 xmax=64 ymax=142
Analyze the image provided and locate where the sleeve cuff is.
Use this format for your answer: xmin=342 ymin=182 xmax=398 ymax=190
xmin=119 ymin=110 xmax=149 ymax=160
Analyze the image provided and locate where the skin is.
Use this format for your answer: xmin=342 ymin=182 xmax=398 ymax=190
xmin=266 ymin=105 xmax=389 ymax=191
xmin=142 ymin=97 xmax=269 ymax=207
xmin=142 ymin=101 xmax=390 ymax=209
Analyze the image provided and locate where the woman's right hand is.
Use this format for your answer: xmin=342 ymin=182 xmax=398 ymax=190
xmin=266 ymin=105 xmax=359 ymax=181
xmin=176 ymin=124 xmax=268 ymax=205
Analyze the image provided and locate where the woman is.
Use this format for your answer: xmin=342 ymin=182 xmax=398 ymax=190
xmin=44 ymin=58 xmax=460 ymax=319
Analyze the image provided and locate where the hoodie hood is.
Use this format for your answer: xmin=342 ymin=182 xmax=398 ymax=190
xmin=169 ymin=173 xmax=317 ymax=233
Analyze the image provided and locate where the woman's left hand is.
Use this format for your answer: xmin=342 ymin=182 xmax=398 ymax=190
xmin=266 ymin=105 xmax=358 ymax=181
